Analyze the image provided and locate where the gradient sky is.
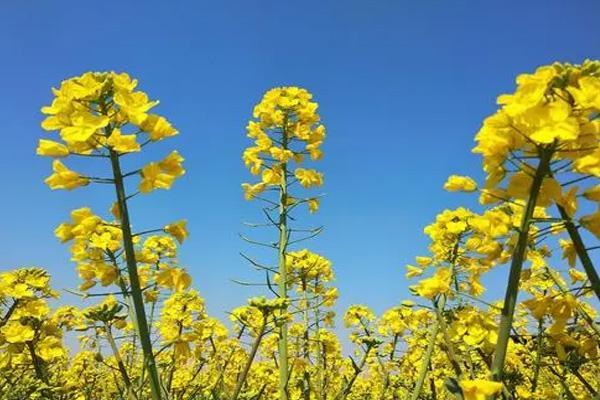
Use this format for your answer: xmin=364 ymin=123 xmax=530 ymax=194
xmin=1 ymin=1 xmax=599 ymax=324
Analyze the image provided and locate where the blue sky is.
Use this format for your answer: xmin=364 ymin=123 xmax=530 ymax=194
xmin=1 ymin=0 xmax=599 ymax=323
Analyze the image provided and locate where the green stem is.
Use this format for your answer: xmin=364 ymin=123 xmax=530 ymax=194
xmin=571 ymin=368 xmax=598 ymax=397
xmin=410 ymin=318 xmax=440 ymax=400
xmin=314 ymin=305 xmax=325 ymax=400
xmin=378 ymin=334 xmax=399 ymax=400
xmin=491 ymin=148 xmax=552 ymax=384
xmin=109 ymin=149 xmax=163 ymax=400
xmin=547 ymin=365 xmax=576 ymax=400
xmin=428 ymin=362 xmax=438 ymax=400
xmin=26 ymin=341 xmax=54 ymax=399
xmin=232 ymin=318 xmax=267 ymax=400
xmin=546 ymin=266 xmax=600 ymax=339
xmin=106 ymin=325 xmax=138 ymax=400
xmin=278 ymin=120 xmax=290 ymax=400
xmin=302 ymin=281 xmax=312 ymax=400
xmin=166 ymin=322 xmax=185 ymax=395
xmin=530 ymin=318 xmax=544 ymax=393
xmin=212 ymin=326 xmax=246 ymax=398
xmin=0 ymin=300 xmax=18 ymax=328
xmin=338 ymin=345 xmax=372 ymax=400
xmin=556 ymin=204 xmax=600 ymax=302
xmin=433 ymin=296 xmax=463 ymax=379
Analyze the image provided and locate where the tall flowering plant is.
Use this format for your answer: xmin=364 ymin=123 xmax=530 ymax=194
xmin=444 ymin=61 xmax=600 ymax=395
xmin=241 ymin=87 xmax=325 ymax=400
xmin=38 ymin=72 xmax=187 ymax=400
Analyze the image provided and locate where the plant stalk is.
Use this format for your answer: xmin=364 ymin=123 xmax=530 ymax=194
xmin=109 ymin=149 xmax=163 ymax=400
xmin=277 ymin=121 xmax=290 ymax=400
xmin=232 ymin=318 xmax=267 ymax=400
xmin=556 ymin=204 xmax=600 ymax=302
xmin=490 ymin=148 xmax=552 ymax=384
xmin=410 ymin=317 xmax=440 ymax=400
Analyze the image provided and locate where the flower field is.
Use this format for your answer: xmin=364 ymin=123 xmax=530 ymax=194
xmin=1 ymin=61 xmax=600 ymax=400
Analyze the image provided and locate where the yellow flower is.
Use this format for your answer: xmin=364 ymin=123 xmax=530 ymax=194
xmin=507 ymin=173 xmax=561 ymax=206
xmin=95 ymin=263 xmax=118 ymax=286
xmin=580 ymin=211 xmax=600 ymax=239
xmin=54 ymin=223 xmax=74 ymax=243
xmin=409 ymin=267 xmax=452 ymax=299
xmin=139 ymin=162 xmax=175 ymax=193
xmin=164 ymin=220 xmax=188 ymax=243
xmin=524 ymin=100 xmax=579 ymax=144
xmin=568 ymin=268 xmax=586 ymax=284
xmin=262 ymin=166 xmax=283 ymax=185
xmin=36 ymin=139 xmax=69 ymax=157
xmin=1 ymin=321 xmax=35 ymax=343
xmin=37 ymin=336 xmax=66 ymax=361
xmin=573 ymin=148 xmax=600 ymax=177
xmin=45 ymin=160 xmax=89 ymax=190
xmin=444 ymin=175 xmax=478 ymax=192
xmin=241 ymin=182 xmax=266 ymax=200
xmin=60 ymin=111 xmax=109 ymax=144
xmin=583 ymin=185 xmax=600 ymax=201
xmin=343 ymin=305 xmax=375 ymax=327
xmin=270 ymin=147 xmax=294 ymax=163
xmin=459 ymin=379 xmax=503 ymax=400
xmin=295 ymin=168 xmax=323 ymax=188
xmin=568 ymin=76 xmax=600 ymax=110
xmin=140 ymin=114 xmax=178 ymax=141
xmin=159 ymin=151 xmax=186 ymax=177
xmin=497 ymin=65 xmax=557 ymax=116
xmin=110 ymin=201 xmax=121 ymax=220
xmin=558 ymin=186 xmax=578 ymax=218
xmin=156 ymin=267 xmax=192 ymax=292
xmin=21 ymin=298 xmax=50 ymax=318
xmin=106 ymin=128 xmax=141 ymax=153
xmin=559 ymin=239 xmax=577 ymax=268
xmin=307 ymin=198 xmax=319 ymax=213
xmin=479 ymin=188 xmax=508 ymax=205
xmin=405 ymin=265 xmax=424 ymax=278
xmin=114 ymin=89 xmax=158 ymax=125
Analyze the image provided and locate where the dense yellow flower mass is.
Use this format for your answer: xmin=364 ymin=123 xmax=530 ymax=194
xmin=3 ymin=65 xmax=600 ymax=400
xmin=39 ymin=71 xmax=184 ymax=194
xmin=242 ymin=87 xmax=325 ymax=207
xmin=459 ymin=380 xmax=503 ymax=400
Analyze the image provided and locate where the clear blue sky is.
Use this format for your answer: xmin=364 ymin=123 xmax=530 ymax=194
xmin=1 ymin=1 xmax=598 ymax=321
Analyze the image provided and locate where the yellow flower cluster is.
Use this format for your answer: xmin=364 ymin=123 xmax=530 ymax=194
xmin=0 ymin=269 xmax=70 ymax=371
xmin=242 ymin=87 xmax=325 ymax=213
xmin=407 ymin=207 xmax=511 ymax=300
xmin=39 ymin=71 xmax=183 ymax=194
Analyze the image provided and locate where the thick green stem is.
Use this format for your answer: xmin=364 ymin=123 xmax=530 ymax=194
xmin=106 ymin=325 xmax=138 ymax=400
xmin=26 ymin=341 xmax=54 ymax=399
xmin=378 ymin=334 xmax=399 ymax=400
xmin=232 ymin=319 xmax=267 ymax=400
xmin=0 ymin=300 xmax=18 ymax=328
xmin=428 ymin=362 xmax=438 ymax=400
xmin=166 ymin=322 xmax=185 ymax=395
xmin=546 ymin=266 xmax=600 ymax=339
xmin=109 ymin=149 xmax=163 ymax=400
xmin=556 ymin=204 xmax=600 ymax=302
xmin=337 ymin=346 xmax=372 ymax=400
xmin=314 ymin=306 xmax=325 ymax=400
xmin=491 ymin=148 xmax=552 ymax=383
xmin=571 ymin=368 xmax=598 ymax=398
xmin=302 ymin=281 xmax=312 ymax=400
xmin=410 ymin=318 xmax=440 ymax=400
xmin=547 ymin=365 xmax=576 ymax=400
xmin=278 ymin=123 xmax=290 ymax=400
xmin=434 ymin=296 xmax=463 ymax=379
